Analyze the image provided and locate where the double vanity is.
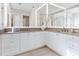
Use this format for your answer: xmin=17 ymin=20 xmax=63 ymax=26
xmin=0 ymin=28 xmax=79 ymax=56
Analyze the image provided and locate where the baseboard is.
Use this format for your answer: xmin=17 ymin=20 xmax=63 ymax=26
xmin=15 ymin=45 xmax=46 ymax=56
xmin=15 ymin=44 xmax=62 ymax=56
xmin=45 ymin=45 xmax=62 ymax=56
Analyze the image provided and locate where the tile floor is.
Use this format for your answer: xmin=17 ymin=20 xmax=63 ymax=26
xmin=16 ymin=46 xmax=60 ymax=56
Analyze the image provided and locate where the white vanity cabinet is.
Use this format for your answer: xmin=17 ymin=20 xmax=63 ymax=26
xmin=66 ymin=36 xmax=79 ymax=56
xmin=0 ymin=35 xmax=2 ymax=56
xmin=20 ymin=33 xmax=31 ymax=52
xmin=2 ymin=34 xmax=20 ymax=56
xmin=28 ymin=32 xmax=45 ymax=50
xmin=1 ymin=31 xmax=79 ymax=56
xmin=46 ymin=32 xmax=57 ymax=46
xmin=46 ymin=32 xmax=79 ymax=56
xmin=53 ymin=33 xmax=67 ymax=55
xmin=20 ymin=32 xmax=45 ymax=53
xmin=1 ymin=32 xmax=45 ymax=56
xmin=46 ymin=32 xmax=68 ymax=55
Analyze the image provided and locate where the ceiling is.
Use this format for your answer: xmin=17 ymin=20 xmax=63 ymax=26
xmin=11 ymin=3 xmax=43 ymax=13
xmin=11 ymin=3 xmax=79 ymax=14
xmin=48 ymin=4 xmax=62 ymax=14
xmin=55 ymin=3 xmax=79 ymax=8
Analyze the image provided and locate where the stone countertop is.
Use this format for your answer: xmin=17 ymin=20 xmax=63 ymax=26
xmin=2 ymin=31 xmax=79 ymax=37
xmin=60 ymin=32 xmax=79 ymax=37
xmin=0 ymin=28 xmax=79 ymax=37
xmin=48 ymin=30 xmax=79 ymax=37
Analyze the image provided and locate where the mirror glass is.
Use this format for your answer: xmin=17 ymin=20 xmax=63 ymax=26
xmin=37 ymin=4 xmax=46 ymax=27
xmin=48 ymin=4 xmax=65 ymax=28
xmin=68 ymin=6 xmax=79 ymax=28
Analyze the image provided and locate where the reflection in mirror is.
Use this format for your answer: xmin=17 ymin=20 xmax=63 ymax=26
xmin=68 ymin=5 xmax=79 ymax=28
xmin=37 ymin=4 xmax=47 ymax=30
xmin=7 ymin=14 xmax=9 ymax=27
xmin=12 ymin=14 xmax=20 ymax=27
xmin=0 ymin=3 xmax=3 ymax=30
xmin=11 ymin=14 xmax=29 ymax=27
xmin=11 ymin=14 xmax=13 ymax=27
xmin=23 ymin=16 xmax=29 ymax=26
xmin=37 ymin=5 xmax=46 ymax=26
xmin=48 ymin=4 xmax=65 ymax=28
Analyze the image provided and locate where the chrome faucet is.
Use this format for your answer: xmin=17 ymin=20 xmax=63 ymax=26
xmin=62 ymin=28 xmax=68 ymax=32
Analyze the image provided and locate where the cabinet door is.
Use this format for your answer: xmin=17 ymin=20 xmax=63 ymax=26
xmin=0 ymin=35 xmax=2 ymax=56
xmin=46 ymin=32 xmax=60 ymax=50
xmin=47 ymin=32 xmax=67 ymax=55
xmin=20 ymin=32 xmax=44 ymax=52
xmin=28 ymin=32 xmax=44 ymax=50
xmin=66 ymin=36 xmax=79 ymax=56
xmin=20 ymin=33 xmax=30 ymax=52
xmin=2 ymin=34 xmax=20 ymax=56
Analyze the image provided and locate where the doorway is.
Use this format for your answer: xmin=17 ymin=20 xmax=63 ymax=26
xmin=23 ymin=16 xmax=29 ymax=26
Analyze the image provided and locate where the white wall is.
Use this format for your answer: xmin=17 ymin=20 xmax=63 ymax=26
xmin=0 ymin=4 xmax=3 ymax=29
